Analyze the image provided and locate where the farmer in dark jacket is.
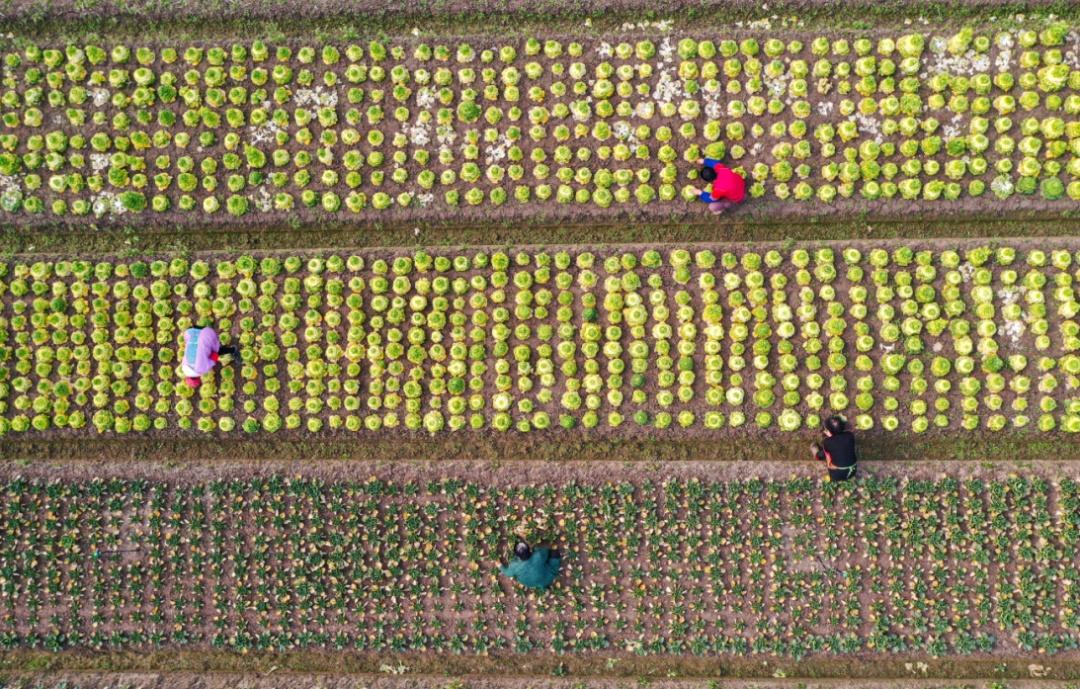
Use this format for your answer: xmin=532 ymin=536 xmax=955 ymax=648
xmin=502 ymin=542 xmax=561 ymax=590
xmin=810 ymin=415 xmax=858 ymax=482
xmin=688 ymin=157 xmax=746 ymax=214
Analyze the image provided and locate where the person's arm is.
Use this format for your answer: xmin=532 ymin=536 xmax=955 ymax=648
xmin=205 ymin=328 xmax=221 ymax=355
xmin=824 ymin=451 xmax=838 ymax=470
xmin=698 ymin=189 xmax=713 ymax=203
xmin=821 ymin=439 xmax=837 ymax=469
xmin=182 ymin=329 xmax=199 ymax=370
xmin=545 ymin=557 xmax=561 ymax=577
xmin=703 ymin=157 xmax=720 ymax=168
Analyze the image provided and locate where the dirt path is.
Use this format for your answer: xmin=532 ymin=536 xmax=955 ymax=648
xmin=3 ymin=457 xmax=1080 ymax=484
xmin=0 ymin=672 xmax=1074 ymax=689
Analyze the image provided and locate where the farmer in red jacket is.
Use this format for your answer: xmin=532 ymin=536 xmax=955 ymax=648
xmin=689 ymin=157 xmax=745 ymax=215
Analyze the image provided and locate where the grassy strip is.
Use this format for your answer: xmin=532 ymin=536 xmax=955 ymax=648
xmin=2 ymin=1 xmax=1078 ymax=42
xmin=0 ymin=673 xmax=1070 ymax=689
xmin=0 ymin=432 xmax=1076 ymax=463
xmin=3 ymin=217 xmax=1080 ymax=256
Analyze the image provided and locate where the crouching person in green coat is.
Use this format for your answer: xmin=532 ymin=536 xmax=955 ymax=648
xmin=502 ymin=542 xmax=561 ymax=590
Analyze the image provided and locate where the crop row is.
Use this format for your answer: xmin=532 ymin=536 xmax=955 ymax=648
xmin=2 ymin=244 xmax=1080 ymax=435
xmin=0 ymin=25 xmax=1077 ymax=219
xmin=0 ymin=474 xmax=1077 ymax=656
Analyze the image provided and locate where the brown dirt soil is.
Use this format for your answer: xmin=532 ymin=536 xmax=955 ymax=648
xmin=1 ymin=456 xmax=1078 ymax=485
xmin=4 ymin=197 xmax=1076 ymax=236
xmin=3 ymin=651 xmax=1080 ymax=682
xmin=0 ymin=432 xmax=1075 ymax=463
xmin=0 ymin=672 xmax=1075 ymax=689
xmin=3 ymin=217 xmax=1080 ymax=258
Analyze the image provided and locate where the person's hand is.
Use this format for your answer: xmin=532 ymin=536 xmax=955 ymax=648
xmin=688 ymin=185 xmax=700 ymax=195
xmin=695 ymin=157 xmax=704 ymax=166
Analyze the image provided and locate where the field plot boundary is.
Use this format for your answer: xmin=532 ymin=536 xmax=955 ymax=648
xmin=0 ymin=673 xmax=1076 ymax=689
xmin=3 ymin=628 xmax=1080 ymax=679
xmin=3 ymin=1 xmax=1078 ymax=33
xmin=1 ymin=432 xmax=1077 ymax=463
xmin=0 ymin=466 xmax=1079 ymax=672
xmin=4 ymin=218 xmax=1080 ymax=257
xmin=4 ymin=238 xmax=1080 ymax=440
xmin=3 ymin=456 xmax=1080 ymax=483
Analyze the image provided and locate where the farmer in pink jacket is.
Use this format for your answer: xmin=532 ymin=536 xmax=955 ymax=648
xmin=181 ymin=327 xmax=237 ymax=388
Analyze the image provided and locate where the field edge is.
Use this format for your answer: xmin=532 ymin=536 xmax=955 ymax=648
xmin=0 ymin=650 xmax=1078 ymax=682
xmin=0 ymin=432 xmax=1077 ymax=464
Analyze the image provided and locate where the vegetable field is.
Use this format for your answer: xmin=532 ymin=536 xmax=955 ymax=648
xmin=2 ymin=243 xmax=1080 ymax=437
xmin=0 ymin=466 xmax=1078 ymax=658
xmin=1 ymin=2 xmax=1079 ymax=687
xmin=0 ymin=24 xmax=1077 ymax=224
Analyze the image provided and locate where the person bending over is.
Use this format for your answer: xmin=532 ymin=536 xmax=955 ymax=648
xmin=501 ymin=541 xmax=562 ymax=590
xmin=810 ymin=415 xmax=857 ymax=482
xmin=181 ymin=326 xmax=237 ymax=388
xmin=688 ymin=157 xmax=746 ymax=215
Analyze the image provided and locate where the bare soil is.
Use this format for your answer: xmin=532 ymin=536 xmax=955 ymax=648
xmin=0 ymin=672 xmax=1075 ymax=689
xmin=3 ymin=650 xmax=1080 ymax=682
xmin=3 ymin=217 xmax=1080 ymax=258
xmin=1 ymin=430 xmax=1075 ymax=464
xmin=3 ymin=456 xmax=1080 ymax=484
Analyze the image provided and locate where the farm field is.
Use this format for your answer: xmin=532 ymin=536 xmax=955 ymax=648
xmin=2 ymin=242 xmax=1080 ymax=438
xmin=0 ymin=460 xmax=1077 ymax=662
xmin=0 ymin=1 xmax=1079 ymax=688
xmin=0 ymin=24 xmax=1077 ymax=227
